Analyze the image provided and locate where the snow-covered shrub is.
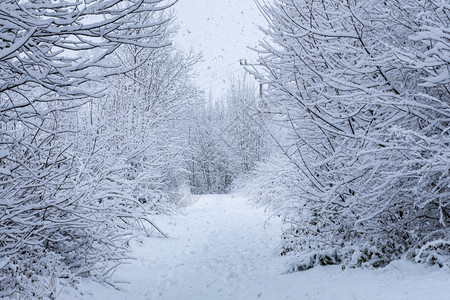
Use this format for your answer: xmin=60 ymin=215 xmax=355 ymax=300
xmin=415 ymin=240 xmax=450 ymax=268
xmin=238 ymin=152 xmax=303 ymax=210
xmin=0 ymin=0 xmax=181 ymax=297
xmin=255 ymin=0 xmax=450 ymax=270
xmin=0 ymin=247 xmax=64 ymax=299
xmin=0 ymin=116 xmax=171 ymax=298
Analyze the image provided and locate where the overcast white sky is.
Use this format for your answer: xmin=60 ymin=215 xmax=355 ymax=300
xmin=173 ymin=0 xmax=267 ymax=98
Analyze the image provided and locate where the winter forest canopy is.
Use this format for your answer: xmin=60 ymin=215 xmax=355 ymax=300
xmin=0 ymin=0 xmax=449 ymax=299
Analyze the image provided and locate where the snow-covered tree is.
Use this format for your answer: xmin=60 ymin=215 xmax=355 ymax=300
xmin=95 ymin=14 xmax=202 ymax=212
xmin=0 ymin=1 xmax=175 ymax=298
xmin=254 ymin=0 xmax=450 ymax=270
xmin=188 ymin=73 xmax=269 ymax=194
xmin=225 ymin=74 xmax=268 ymax=173
xmin=187 ymin=100 xmax=235 ymax=194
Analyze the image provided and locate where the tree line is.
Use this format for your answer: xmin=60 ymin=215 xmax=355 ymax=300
xmin=248 ymin=0 xmax=449 ymax=270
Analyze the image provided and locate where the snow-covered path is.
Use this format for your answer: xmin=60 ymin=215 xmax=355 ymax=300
xmin=138 ymin=194 xmax=285 ymax=299
xmin=62 ymin=194 xmax=450 ymax=300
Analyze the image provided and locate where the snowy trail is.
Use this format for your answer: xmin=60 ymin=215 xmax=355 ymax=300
xmin=140 ymin=194 xmax=285 ymax=299
xmin=62 ymin=194 xmax=450 ymax=300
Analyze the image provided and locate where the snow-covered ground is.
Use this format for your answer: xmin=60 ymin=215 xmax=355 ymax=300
xmin=61 ymin=194 xmax=450 ymax=300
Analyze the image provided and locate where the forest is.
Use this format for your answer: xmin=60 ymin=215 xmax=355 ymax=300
xmin=0 ymin=0 xmax=449 ymax=299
